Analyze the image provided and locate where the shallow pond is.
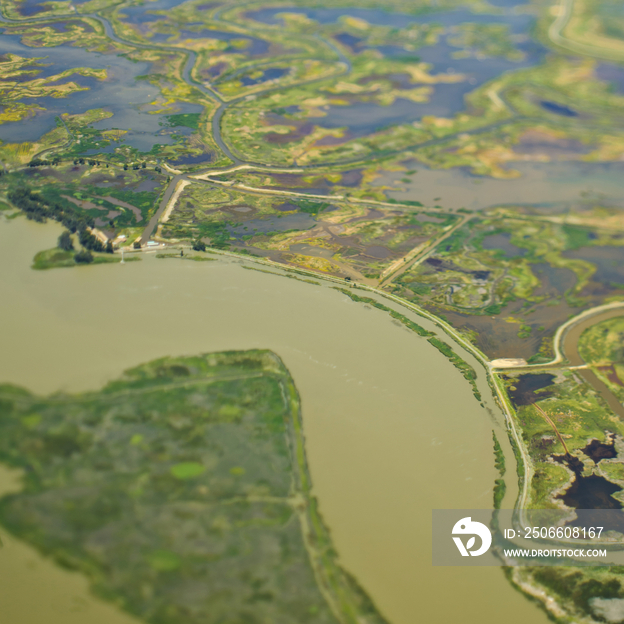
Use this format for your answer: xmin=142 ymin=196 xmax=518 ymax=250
xmin=250 ymin=7 xmax=544 ymax=134
xmin=229 ymin=212 xmax=316 ymax=235
xmin=437 ymin=257 xmax=579 ymax=360
xmin=0 ymin=33 xmax=202 ymax=150
xmin=596 ymin=62 xmax=624 ymax=94
xmin=241 ymin=67 xmax=288 ymax=85
xmin=289 ymin=242 xmax=334 ymax=258
xmin=481 ymin=232 xmax=526 ymax=257
xmin=150 ymin=28 xmax=269 ymax=55
xmin=439 ymin=292 xmax=577 ymax=360
xmin=117 ymin=0 xmax=269 ymax=55
xmin=16 ymin=0 xmax=90 ymax=16
xmin=381 ymin=161 xmax=624 ymax=211
xmin=117 ymin=0 xmax=197 ymax=24
xmin=507 ymin=372 xmax=555 ymax=407
xmin=563 ymin=245 xmax=624 ymax=289
xmin=560 ymin=474 xmax=623 ymax=511
xmin=0 ymin=215 xmax=549 ymax=624
xmin=540 ymin=100 xmax=577 ymax=117
xmin=247 ymin=6 xmax=532 ymax=28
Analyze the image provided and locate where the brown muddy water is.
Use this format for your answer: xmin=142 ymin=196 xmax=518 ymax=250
xmin=0 ymin=216 xmax=549 ymax=624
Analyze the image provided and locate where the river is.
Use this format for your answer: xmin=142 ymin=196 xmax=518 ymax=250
xmin=0 ymin=215 xmax=549 ymax=624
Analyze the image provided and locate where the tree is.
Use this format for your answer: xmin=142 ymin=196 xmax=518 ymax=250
xmin=105 ymin=241 xmax=114 ymax=254
xmin=74 ymin=249 xmax=93 ymax=264
xmin=78 ymin=228 xmax=104 ymax=252
xmin=7 ymin=186 xmax=93 ymax=231
xmin=192 ymin=239 xmax=206 ymax=252
xmin=58 ymin=230 xmax=74 ymax=252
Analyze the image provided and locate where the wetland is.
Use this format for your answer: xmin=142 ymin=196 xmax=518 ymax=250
xmin=0 ymin=32 xmax=201 ymax=150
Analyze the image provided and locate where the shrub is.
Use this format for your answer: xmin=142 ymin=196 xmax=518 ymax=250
xmin=58 ymin=231 xmax=74 ymax=252
xmin=74 ymin=249 xmax=94 ymax=264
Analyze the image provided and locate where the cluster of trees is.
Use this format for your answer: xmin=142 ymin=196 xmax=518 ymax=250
xmin=9 ymin=186 xmax=116 ymax=262
xmin=123 ymin=163 xmax=147 ymax=171
xmin=79 ymin=228 xmax=104 ymax=252
xmin=198 ymin=221 xmax=230 ymax=249
xmin=79 ymin=228 xmax=114 ymax=253
xmin=58 ymin=231 xmax=74 ymax=252
xmin=25 ymin=157 xmax=164 ymax=173
xmin=58 ymin=228 xmax=113 ymax=260
xmin=7 ymin=186 xmax=94 ymax=232
xmin=192 ymin=239 xmax=206 ymax=252
xmin=72 ymin=158 xmax=108 ymax=167
xmin=74 ymin=249 xmax=94 ymax=264
xmin=28 ymin=158 xmax=61 ymax=167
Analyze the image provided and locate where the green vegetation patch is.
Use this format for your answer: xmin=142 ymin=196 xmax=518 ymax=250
xmin=165 ymin=113 xmax=201 ymax=130
xmin=294 ymin=199 xmax=329 ymax=215
xmin=579 ymin=316 xmax=624 ymax=366
xmin=32 ymin=247 xmax=128 ymax=270
xmin=493 ymin=431 xmax=506 ymax=476
xmin=336 ymin=289 xmax=481 ymax=400
xmin=513 ymin=374 xmax=619 ymax=455
xmin=336 ymin=289 xmax=433 ymax=337
xmin=427 ymin=336 xmax=481 ymax=401
xmin=0 ymin=349 xmax=387 ymax=624
xmin=492 ymin=432 xmax=507 ymax=509
xmin=170 ymin=461 xmax=206 ymax=479
xmin=525 ymin=566 xmax=624 ymax=622
xmin=578 ymin=316 xmax=624 ymax=404
xmin=562 ymin=224 xmax=595 ymax=251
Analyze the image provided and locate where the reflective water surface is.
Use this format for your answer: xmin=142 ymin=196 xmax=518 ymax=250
xmin=0 ymin=216 xmax=548 ymax=624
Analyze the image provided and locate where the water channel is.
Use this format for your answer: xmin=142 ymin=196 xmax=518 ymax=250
xmin=0 ymin=215 xmax=549 ymax=624
xmin=562 ymin=307 xmax=624 ymax=419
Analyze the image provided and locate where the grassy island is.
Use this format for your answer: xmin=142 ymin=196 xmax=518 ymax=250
xmin=0 ymin=350 xmax=387 ymax=624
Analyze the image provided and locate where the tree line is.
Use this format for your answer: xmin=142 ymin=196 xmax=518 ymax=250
xmin=26 ymin=157 xmax=165 ymax=174
xmin=9 ymin=186 xmax=114 ymax=263
xmin=8 ymin=186 xmax=94 ymax=232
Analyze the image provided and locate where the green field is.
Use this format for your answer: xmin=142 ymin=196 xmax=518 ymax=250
xmin=0 ymin=350 xmax=386 ymax=624
xmin=579 ymin=316 xmax=624 ymax=404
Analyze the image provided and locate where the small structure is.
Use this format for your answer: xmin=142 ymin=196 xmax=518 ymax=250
xmin=490 ymin=358 xmax=528 ymax=368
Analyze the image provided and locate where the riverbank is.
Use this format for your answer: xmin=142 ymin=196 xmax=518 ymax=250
xmin=0 ymin=215 xmax=549 ymax=624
